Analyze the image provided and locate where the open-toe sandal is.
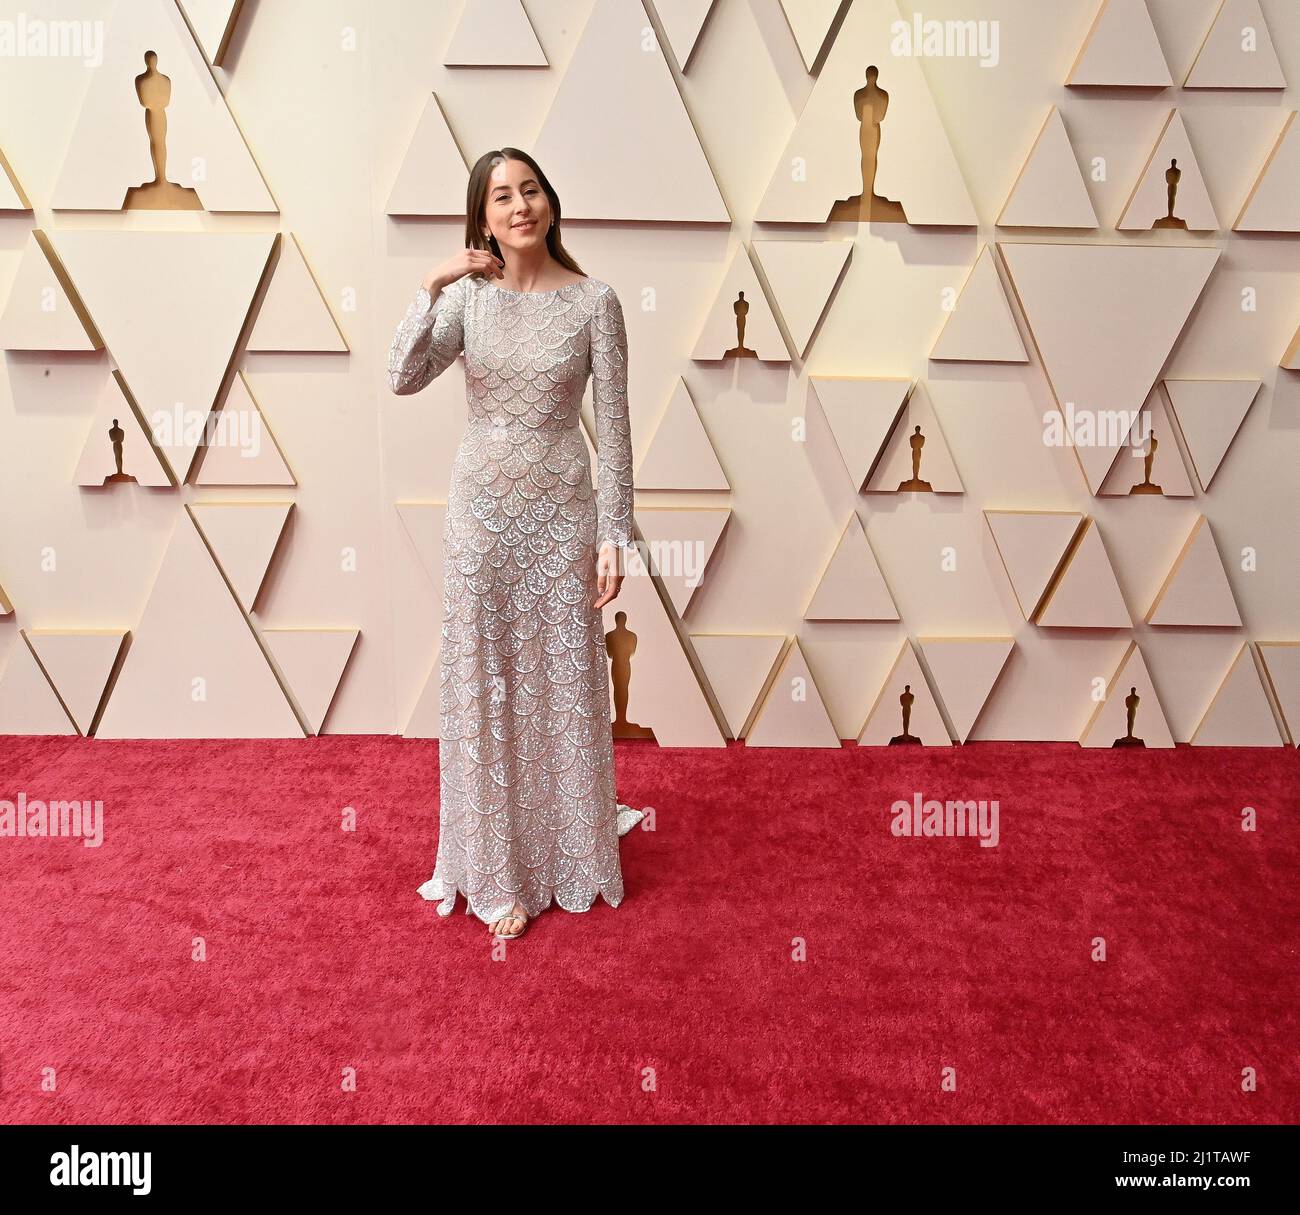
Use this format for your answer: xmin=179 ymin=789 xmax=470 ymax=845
xmin=492 ymin=910 xmax=528 ymax=941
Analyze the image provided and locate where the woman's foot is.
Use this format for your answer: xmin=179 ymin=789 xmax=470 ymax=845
xmin=488 ymin=903 xmax=528 ymax=940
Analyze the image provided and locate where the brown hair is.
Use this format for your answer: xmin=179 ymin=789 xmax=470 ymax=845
xmin=464 ymin=148 xmax=585 ymax=282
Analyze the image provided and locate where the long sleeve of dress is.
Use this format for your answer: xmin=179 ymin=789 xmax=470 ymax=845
xmin=589 ymin=284 xmax=636 ymax=554
xmin=387 ymin=279 xmax=466 ymax=395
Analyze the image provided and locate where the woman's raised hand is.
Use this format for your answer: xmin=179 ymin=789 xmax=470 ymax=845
xmin=422 ymin=248 xmax=505 ymax=294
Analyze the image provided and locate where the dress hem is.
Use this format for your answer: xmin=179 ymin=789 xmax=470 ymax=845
xmin=417 ymin=874 xmax=626 ymax=924
xmin=416 ymin=804 xmax=645 ymax=924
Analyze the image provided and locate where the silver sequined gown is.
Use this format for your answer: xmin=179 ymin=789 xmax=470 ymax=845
xmin=387 ymin=273 xmax=638 ymax=923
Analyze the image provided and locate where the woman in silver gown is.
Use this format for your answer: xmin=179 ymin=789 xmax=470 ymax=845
xmin=386 ymin=148 xmax=639 ymax=941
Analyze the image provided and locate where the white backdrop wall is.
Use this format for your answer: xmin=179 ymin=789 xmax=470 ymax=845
xmin=1 ymin=0 xmax=1298 ymax=744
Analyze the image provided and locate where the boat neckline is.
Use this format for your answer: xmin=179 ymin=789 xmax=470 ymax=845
xmin=480 ymin=277 xmax=589 ymax=296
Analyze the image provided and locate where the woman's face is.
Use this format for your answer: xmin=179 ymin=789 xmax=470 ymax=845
xmin=482 ymin=159 xmax=552 ymax=254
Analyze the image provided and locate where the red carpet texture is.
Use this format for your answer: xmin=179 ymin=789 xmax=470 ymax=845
xmin=0 ymin=734 xmax=1296 ymax=1125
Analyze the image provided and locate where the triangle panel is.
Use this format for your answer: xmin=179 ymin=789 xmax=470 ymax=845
xmin=633 ymin=506 xmax=730 ymax=617
xmin=1146 ymin=514 xmax=1242 ymax=626
xmin=864 ymin=382 xmax=963 ymax=493
xmin=919 ymin=637 xmax=1014 ymax=743
xmin=751 ymin=239 xmax=852 ymax=357
xmin=997 ymin=107 xmax=1099 ymax=229
xmin=803 ymin=513 xmax=898 ymax=622
xmin=998 ymin=241 xmax=1220 ymax=493
xmin=263 ymin=628 xmax=359 ymax=734
xmin=22 ymin=630 xmax=128 ymax=736
xmin=190 ymin=501 xmax=293 ymax=610
xmin=691 ymin=247 xmax=790 ymax=360
xmin=636 ymin=380 xmax=729 ymax=490
xmin=1036 ymin=518 xmax=1131 ymax=628
xmin=985 ymin=510 xmax=1083 ymax=620
xmin=745 ymin=638 xmax=842 ymax=747
xmin=74 ymin=373 xmax=175 ymax=488
xmin=691 ymin=633 xmax=786 ymax=738
xmin=194 ymin=373 xmax=296 ymax=486
xmin=1184 ymin=0 xmax=1285 ymax=89
xmin=385 ymin=94 xmax=471 ymax=217
xmin=52 ymin=0 xmax=275 ymax=211
xmin=1117 ymin=110 xmax=1220 ymax=231
xmin=246 ymin=234 xmax=348 ymax=353
xmin=1257 ymin=642 xmax=1300 ymax=746
xmin=1079 ymin=641 xmax=1174 ymax=747
xmin=444 ymin=0 xmax=547 ymax=66
xmin=0 ymin=232 xmax=101 ymax=351
xmin=1067 ymin=0 xmax=1172 ymax=87
xmin=756 ymin=0 xmax=976 ymax=225
xmin=532 ymin=0 xmax=725 ymax=220
xmin=95 ymin=509 xmax=303 ymax=737
xmin=0 ymin=640 xmax=77 ymax=735
xmin=931 ymin=244 xmax=1027 ymax=362
xmin=1191 ymin=643 xmax=1286 ymax=745
xmin=858 ymin=639 xmax=951 ymax=746
xmin=52 ymin=230 xmax=277 ymax=483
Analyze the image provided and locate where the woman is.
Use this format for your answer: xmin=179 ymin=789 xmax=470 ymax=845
xmin=387 ymin=148 xmax=640 ymax=942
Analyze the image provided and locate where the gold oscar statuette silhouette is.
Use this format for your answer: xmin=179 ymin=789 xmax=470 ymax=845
xmin=1113 ymin=686 xmax=1146 ymax=748
xmin=606 ymin=610 xmax=655 ymax=740
xmin=1152 ymin=158 xmax=1187 ymax=231
xmin=897 ymin=424 xmax=933 ymax=492
xmin=828 ymin=65 xmax=908 ymax=224
xmin=724 ymin=291 xmax=757 ymax=359
xmin=123 ymin=50 xmax=203 ymax=210
xmin=1129 ymin=429 xmax=1163 ymax=495
xmin=103 ymin=417 xmax=138 ymax=485
xmin=888 ymin=683 xmax=922 ymax=745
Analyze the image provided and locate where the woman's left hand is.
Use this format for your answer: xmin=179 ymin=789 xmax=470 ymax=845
xmin=593 ymin=542 xmax=624 ymax=608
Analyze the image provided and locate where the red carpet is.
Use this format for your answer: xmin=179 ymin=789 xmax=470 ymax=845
xmin=0 ymin=735 xmax=1296 ymax=1124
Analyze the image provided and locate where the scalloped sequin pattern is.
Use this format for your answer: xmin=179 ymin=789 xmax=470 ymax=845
xmin=387 ymin=274 xmax=635 ymax=923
